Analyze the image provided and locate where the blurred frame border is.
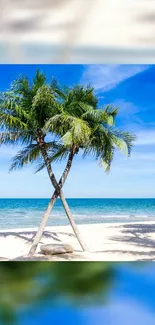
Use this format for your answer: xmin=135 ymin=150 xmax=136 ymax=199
xmin=1 ymin=0 xmax=155 ymax=64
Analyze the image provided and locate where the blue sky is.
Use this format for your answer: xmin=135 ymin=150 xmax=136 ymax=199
xmin=0 ymin=64 xmax=155 ymax=198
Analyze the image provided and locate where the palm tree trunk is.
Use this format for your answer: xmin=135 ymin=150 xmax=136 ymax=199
xmin=59 ymin=190 xmax=88 ymax=251
xmin=29 ymin=191 xmax=58 ymax=255
xmin=29 ymin=150 xmax=74 ymax=255
xmin=29 ymin=145 xmax=89 ymax=255
xmin=41 ymin=143 xmax=88 ymax=252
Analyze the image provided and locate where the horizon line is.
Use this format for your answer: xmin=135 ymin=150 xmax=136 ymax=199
xmin=0 ymin=197 xmax=155 ymax=200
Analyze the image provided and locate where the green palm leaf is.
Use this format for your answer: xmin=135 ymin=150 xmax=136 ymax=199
xmin=9 ymin=144 xmax=42 ymax=171
xmin=0 ymin=69 xmax=136 ymax=193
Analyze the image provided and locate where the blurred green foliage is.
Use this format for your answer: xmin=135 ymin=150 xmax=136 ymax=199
xmin=0 ymin=262 xmax=115 ymax=324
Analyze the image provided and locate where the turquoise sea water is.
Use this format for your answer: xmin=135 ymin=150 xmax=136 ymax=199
xmin=1 ymin=198 xmax=155 ymax=229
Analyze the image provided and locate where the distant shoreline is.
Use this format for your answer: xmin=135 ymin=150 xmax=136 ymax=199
xmin=1 ymin=197 xmax=155 ymax=199
xmin=1 ymin=220 xmax=155 ymax=233
xmin=1 ymin=198 xmax=155 ymax=199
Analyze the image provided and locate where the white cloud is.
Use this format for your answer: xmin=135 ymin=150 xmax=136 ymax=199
xmin=136 ymin=130 xmax=155 ymax=146
xmin=112 ymin=99 xmax=140 ymax=116
xmin=131 ymin=152 xmax=155 ymax=161
xmin=81 ymin=64 xmax=149 ymax=92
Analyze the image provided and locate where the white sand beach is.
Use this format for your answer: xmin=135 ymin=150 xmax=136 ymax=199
xmin=0 ymin=221 xmax=155 ymax=261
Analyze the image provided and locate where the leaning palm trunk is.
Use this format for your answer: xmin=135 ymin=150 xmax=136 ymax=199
xmin=29 ymin=154 xmax=72 ymax=255
xmin=59 ymin=190 xmax=88 ymax=250
xmin=29 ymin=192 xmax=58 ymax=255
xmin=29 ymin=149 xmax=78 ymax=254
xmin=29 ymin=144 xmax=88 ymax=255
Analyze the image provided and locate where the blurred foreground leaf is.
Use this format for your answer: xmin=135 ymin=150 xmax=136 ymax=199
xmin=0 ymin=262 xmax=115 ymax=324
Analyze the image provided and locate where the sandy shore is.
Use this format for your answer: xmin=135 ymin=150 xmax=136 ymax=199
xmin=0 ymin=221 xmax=155 ymax=261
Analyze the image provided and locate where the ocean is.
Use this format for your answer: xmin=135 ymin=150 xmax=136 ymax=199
xmin=1 ymin=198 xmax=155 ymax=230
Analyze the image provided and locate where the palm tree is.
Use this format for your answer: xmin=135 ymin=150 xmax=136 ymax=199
xmin=0 ymin=71 xmax=98 ymax=252
xmin=0 ymin=70 xmax=136 ymax=255
xmin=28 ymin=84 xmax=136 ymax=254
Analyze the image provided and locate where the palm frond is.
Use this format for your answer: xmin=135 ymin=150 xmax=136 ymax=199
xmin=104 ymin=105 xmax=118 ymax=119
xmin=59 ymin=118 xmax=91 ymax=147
xmin=70 ymin=85 xmax=98 ymax=108
xmin=109 ymin=128 xmax=136 ymax=156
xmin=82 ymin=108 xmax=112 ymax=126
xmin=99 ymin=137 xmax=115 ymax=172
xmin=45 ymin=112 xmax=91 ymax=146
xmin=0 ymin=131 xmax=23 ymax=145
xmin=32 ymin=70 xmax=46 ymax=94
xmin=32 ymin=85 xmax=57 ymax=127
xmin=9 ymin=144 xmax=41 ymax=171
xmin=0 ymin=69 xmax=136 ymax=177
xmin=0 ymin=112 xmax=28 ymax=130
xmin=11 ymin=75 xmax=31 ymax=98
xmin=35 ymin=144 xmax=69 ymax=173
xmin=50 ymin=77 xmax=66 ymax=100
